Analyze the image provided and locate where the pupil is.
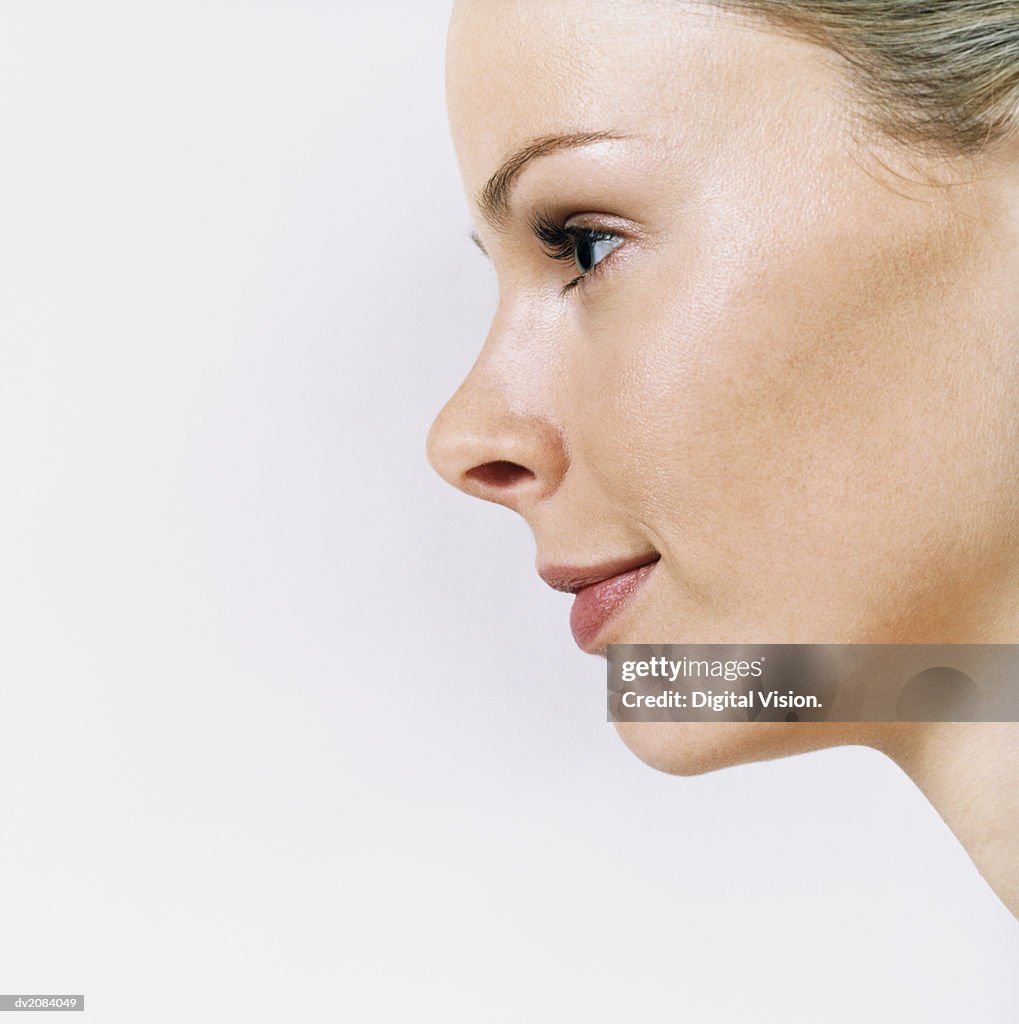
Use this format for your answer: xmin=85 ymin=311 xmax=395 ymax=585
xmin=576 ymin=236 xmax=593 ymax=274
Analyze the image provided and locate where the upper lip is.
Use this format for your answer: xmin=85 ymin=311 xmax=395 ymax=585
xmin=538 ymin=552 xmax=661 ymax=594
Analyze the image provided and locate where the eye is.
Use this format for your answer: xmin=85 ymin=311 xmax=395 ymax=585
xmin=529 ymin=210 xmax=625 ymax=292
xmin=571 ymin=228 xmax=624 ymax=276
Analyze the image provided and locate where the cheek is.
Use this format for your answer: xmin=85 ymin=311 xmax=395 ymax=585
xmin=573 ymin=178 xmax=1017 ymax=638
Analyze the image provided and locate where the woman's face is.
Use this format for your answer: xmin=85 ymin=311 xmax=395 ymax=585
xmin=429 ymin=0 xmax=1019 ymax=772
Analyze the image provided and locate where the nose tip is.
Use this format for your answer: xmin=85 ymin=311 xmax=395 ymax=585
xmin=426 ymin=393 xmax=568 ymax=509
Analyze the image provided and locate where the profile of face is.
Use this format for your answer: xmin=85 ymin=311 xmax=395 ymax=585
xmin=428 ymin=0 xmax=1019 ymax=774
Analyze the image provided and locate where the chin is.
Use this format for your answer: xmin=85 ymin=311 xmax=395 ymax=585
xmin=613 ymin=721 xmax=862 ymax=776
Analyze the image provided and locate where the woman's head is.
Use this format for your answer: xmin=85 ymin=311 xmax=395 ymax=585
xmin=427 ymin=0 xmax=1019 ymax=773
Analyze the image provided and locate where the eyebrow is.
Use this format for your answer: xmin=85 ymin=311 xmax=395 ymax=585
xmin=475 ymin=129 xmax=626 ymax=231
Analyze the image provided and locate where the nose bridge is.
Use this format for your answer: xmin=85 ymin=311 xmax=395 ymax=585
xmin=426 ymin=295 xmax=569 ymax=509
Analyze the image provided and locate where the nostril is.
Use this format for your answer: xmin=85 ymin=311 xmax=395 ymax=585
xmin=465 ymin=460 xmax=535 ymax=490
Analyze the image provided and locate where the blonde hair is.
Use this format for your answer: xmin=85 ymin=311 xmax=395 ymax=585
xmin=712 ymin=0 xmax=1019 ymax=153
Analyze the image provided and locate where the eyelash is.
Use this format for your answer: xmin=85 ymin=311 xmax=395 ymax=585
xmin=529 ymin=210 xmax=622 ymax=296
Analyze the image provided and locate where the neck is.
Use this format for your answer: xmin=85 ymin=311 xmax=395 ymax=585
xmin=876 ymin=722 xmax=1019 ymax=916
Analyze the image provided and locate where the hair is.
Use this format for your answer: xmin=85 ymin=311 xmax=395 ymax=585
xmin=709 ymin=0 xmax=1019 ymax=155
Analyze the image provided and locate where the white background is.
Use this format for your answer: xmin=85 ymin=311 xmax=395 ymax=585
xmin=0 ymin=2 xmax=1016 ymax=1021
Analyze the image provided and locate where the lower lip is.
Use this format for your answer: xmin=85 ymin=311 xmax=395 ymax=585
xmin=569 ymin=561 xmax=658 ymax=651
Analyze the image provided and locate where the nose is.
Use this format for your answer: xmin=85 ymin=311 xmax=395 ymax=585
xmin=426 ymin=345 xmax=569 ymax=512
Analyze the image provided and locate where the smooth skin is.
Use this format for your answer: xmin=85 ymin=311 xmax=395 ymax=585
xmin=428 ymin=0 xmax=1019 ymax=915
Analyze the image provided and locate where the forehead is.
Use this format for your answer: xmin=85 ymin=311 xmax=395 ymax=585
xmin=445 ymin=0 xmax=841 ymax=199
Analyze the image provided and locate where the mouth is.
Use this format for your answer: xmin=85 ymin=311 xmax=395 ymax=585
xmin=539 ymin=553 xmax=661 ymax=653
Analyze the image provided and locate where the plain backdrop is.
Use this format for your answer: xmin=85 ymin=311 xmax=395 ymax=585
xmin=0 ymin=2 xmax=1016 ymax=1021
